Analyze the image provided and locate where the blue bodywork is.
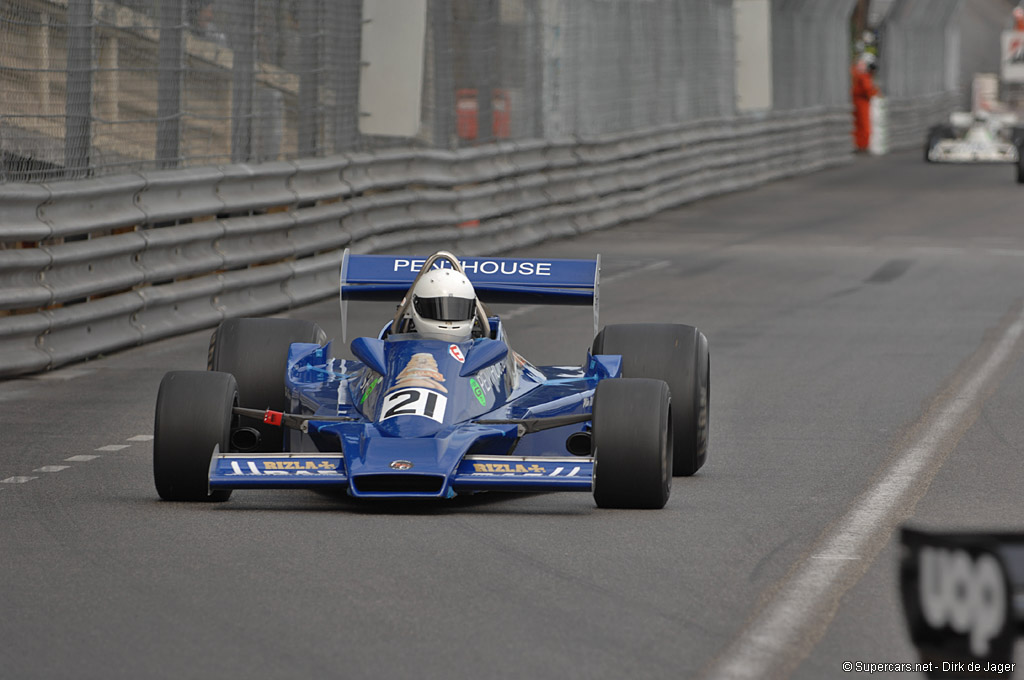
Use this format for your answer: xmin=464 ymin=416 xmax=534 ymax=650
xmin=208 ymin=252 xmax=620 ymax=499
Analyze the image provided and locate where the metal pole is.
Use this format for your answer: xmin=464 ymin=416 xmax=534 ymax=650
xmin=431 ymin=0 xmax=455 ymax=148
xmin=297 ymin=0 xmax=320 ymax=157
xmin=230 ymin=0 xmax=256 ymax=163
xmin=473 ymin=0 xmax=497 ymax=145
xmin=524 ymin=0 xmax=543 ymax=138
xmin=330 ymin=0 xmax=362 ymax=151
xmin=64 ymin=0 xmax=93 ymax=178
xmin=618 ymin=2 xmax=631 ymax=130
xmin=156 ymin=0 xmax=184 ymax=169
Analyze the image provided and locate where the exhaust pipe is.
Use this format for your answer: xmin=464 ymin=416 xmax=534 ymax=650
xmin=565 ymin=431 xmax=592 ymax=456
xmin=230 ymin=427 xmax=262 ymax=452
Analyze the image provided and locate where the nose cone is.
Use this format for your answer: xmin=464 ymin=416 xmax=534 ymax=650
xmin=375 ymin=411 xmax=446 ymax=437
xmin=376 ymin=344 xmax=463 ymax=436
xmin=347 ymin=436 xmax=450 ymax=497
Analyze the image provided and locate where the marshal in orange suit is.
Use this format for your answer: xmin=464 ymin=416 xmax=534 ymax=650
xmin=852 ymin=53 xmax=879 ymax=151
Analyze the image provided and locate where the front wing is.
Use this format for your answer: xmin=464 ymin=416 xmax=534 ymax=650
xmin=928 ymin=140 xmax=1018 ymax=163
xmin=209 ymin=450 xmax=594 ymax=496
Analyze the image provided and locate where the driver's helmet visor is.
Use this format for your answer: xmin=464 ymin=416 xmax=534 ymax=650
xmin=413 ymin=295 xmax=476 ymax=322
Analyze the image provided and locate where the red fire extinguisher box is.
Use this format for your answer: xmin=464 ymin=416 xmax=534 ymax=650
xmin=456 ymin=89 xmax=510 ymax=140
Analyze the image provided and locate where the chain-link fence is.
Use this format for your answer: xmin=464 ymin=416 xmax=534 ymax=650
xmin=771 ymin=0 xmax=857 ymax=111
xmin=1 ymin=0 xmax=969 ymax=184
xmin=546 ymin=0 xmax=735 ymax=136
xmin=1 ymin=0 xmax=364 ymax=181
xmin=878 ymin=0 xmax=961 ymax=100
xmin=1 ymin=0 xmax=867 ymax=184
xmin=873 ymin=0 xmax=962 ymax=149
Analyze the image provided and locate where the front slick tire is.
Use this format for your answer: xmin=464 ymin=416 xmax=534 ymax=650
xmin=592 ymin=378 xmax=672 ymax=509
xmin=924 ymin=125 xmax=953 ymax=163
xmin=153 ymin=370 xmax=236 ymax=502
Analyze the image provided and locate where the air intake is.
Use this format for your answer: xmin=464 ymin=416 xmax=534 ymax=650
xmin=351 ymin=474 xmax=445 ymax=495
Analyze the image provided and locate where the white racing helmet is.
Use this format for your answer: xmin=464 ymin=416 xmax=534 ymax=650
xmin=409 ymin=268 xmax=477 ymax=341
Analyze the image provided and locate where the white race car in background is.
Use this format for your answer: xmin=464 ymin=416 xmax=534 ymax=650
xmin=924 ymin=111 xmax=1023 ymax=164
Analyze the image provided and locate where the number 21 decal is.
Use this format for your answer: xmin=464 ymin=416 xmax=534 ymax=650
xmin=381 ymin=388 xmax=448 ymax=422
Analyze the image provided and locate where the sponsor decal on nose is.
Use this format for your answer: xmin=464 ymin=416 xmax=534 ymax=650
xmin=470 ymin=378 xmax=486 ymax=406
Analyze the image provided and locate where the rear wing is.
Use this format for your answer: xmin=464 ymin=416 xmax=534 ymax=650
xmin=340 ymin=250 xmax=600 ymax=339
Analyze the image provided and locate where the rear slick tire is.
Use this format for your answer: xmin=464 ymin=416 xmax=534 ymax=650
xmin=208 ymin=317 xmax=326 ymax=452
xmin=593 ymin=323 xmax=709 ymax=476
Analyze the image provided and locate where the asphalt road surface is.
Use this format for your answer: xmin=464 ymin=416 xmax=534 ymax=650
xmin=3 ymin=151 xmax=1024 ymax=680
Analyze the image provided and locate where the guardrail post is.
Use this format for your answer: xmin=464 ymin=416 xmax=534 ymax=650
xmin=64 ymin=0 xmax=93 ymax=178
xmin=156 ymin=0 xmax=184 ymax=169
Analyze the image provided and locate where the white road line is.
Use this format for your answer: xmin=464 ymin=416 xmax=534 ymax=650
xmin=28 ymin=368 xmax=97 ymax=381
xmin=501 ymin=305 xmax=539 ymax=320
xmin=908 ymin=246 xmax=965 ymax=256
xmin=95 ymin=444 xmax=130 ymax=451
xmin=2 ymin=476 xmax=38 ymax=484
xmin=700 ymin=306 xmax=1024 ymax=680
xmin=127 ymin=435 xmax=153 ymax=442
xmin=34 ymin=466 xmax=70 ymax=473
xmin=602 ymin=259 xmax=670 ymax=284
xmin=65 ymin=455 xmax=99 ymax=462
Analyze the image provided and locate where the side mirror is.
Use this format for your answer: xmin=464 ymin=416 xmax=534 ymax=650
xmin=350 ymin=337 xmax=388 ymax=376
xmin=460 ymin=340 xmax=509 ymax=377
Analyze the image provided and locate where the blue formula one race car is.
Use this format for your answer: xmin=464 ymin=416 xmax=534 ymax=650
xmin=153 ymin=251 xmax=710 ymax=509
